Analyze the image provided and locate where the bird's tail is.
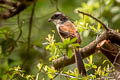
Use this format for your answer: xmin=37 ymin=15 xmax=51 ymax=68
xmin=74 ymin=48 xmax=86 ymax=76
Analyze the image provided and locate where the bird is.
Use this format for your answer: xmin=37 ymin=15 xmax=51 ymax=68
xmin=48 ymin=12 xmax=86 ymax=76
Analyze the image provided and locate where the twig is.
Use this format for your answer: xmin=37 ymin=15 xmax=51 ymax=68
xmin=101 ymin=47 xmax=117 ymax=56
xmin=55 ymin=0 xmax=60 ymax=11
xmin=21 ymin=1 xmax=36 ymax=68
xmin=77 ymin=10 xmax=110 ymax=31
xmin=16 ymin=15 xmax=22 ymax=42
xmin=113 ymin=50 xmax=120 ymax=65
xmin=27 ymin=1 xmax=36 ymax=54
xmin=55 ymin=72 xmax=81 ymax=79
xmin=109 ymin=49 xmax=120 ymax=70
xmin=50 ymin=69 xmax=62 ymax=80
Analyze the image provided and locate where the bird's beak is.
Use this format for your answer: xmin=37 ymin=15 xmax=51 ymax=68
xmin=48 ymin=18 xmax=52 ymax=22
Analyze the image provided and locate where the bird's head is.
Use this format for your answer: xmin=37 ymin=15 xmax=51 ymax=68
xmin=48 ymin=12 xmax=68 ymax=25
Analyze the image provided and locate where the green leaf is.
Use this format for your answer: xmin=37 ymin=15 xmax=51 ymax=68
xmin=97 ymin=23 xmax=101 ymax=31
xmin=55 ymin=42 xmax=63 ymax=46
xmin=102 ymin=60 xmax=110 ymax=64
xmin=90 ymin=25 xmax=97 ymax=32
xmin=89 ymin=55 xmax=93 ymax=64
xmin=37 ymin=63 xmax=43 ymax=70
xmin=43 ymin=66 xmax=48 ymax=71
xmin=70 ymin=43 xmax=80 ymax=47
xmin=92 ymin=65 xmax=97 ymax=69
xmin=81 ymin=77 xmax=88 ymax=80
xmin=67 ymin=48 xmax=73 ymax=58
xmin=70 ymin=38 xmax=77 ymax=43
xmin=48 ymin=74 xmax=53 ymax=79
xmin=63 ymin=38 xmax=70 ymax=45
xmin=46 ymin=45 xmax=50 ymax=50
xmin=70 ymin=78 xmax=78 ymax=80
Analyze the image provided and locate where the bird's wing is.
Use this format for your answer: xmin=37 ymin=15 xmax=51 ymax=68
xmin=59 ymin=21 xmax=81 ymax=43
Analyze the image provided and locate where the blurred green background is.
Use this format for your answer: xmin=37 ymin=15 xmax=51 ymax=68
xmin=0 ymin=0 xmax=120 ymax=80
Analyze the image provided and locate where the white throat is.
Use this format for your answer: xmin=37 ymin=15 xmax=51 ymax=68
xmin=56 ymin=24 xmax=61 ymax=32
xmin=53 ymin=19 xmax=63 ymax=25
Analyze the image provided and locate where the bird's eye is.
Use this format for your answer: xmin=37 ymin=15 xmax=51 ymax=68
xmin=54 ymin=14 xmax=59 ymax=17
xmin=51 ymin=14 xmax=60 ymax=19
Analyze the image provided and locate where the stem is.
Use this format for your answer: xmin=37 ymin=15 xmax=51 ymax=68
xmin=56 ymin=0 xmax=60 ymax=11
xmin=21 ymin=1 xmax=36 ymax=68
xmin=16 ymin=15 xmax=22 ymax=42
xmin=27 ymin=1 xmax=36 ymax=54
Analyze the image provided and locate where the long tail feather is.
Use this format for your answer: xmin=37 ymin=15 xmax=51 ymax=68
xmin=74 ymin=48 xmax=86 ymax=76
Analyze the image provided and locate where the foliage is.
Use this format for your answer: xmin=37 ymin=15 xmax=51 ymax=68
xmin=43 ymin=32 xmax=115 ymax=80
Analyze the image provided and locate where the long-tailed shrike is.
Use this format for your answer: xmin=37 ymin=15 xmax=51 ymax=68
xmin=48 ymin=12 xmax=86 ymax=75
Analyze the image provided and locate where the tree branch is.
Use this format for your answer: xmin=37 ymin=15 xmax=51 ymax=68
xmin=0 ymin=0 xmax=35 ymax=19
xmin=52 ymin=30 xmax=120 ymax=70
xmin=107 ymin=30 xmax=120 ymax=45
xmin=0 ymin=2 xmax=27 ymax=19
xmin=0 ymin=0 xmax=17 ymax=7
xmin=53 ymin=31 xmax=108 ymax=70
xmin=98 ymin=40 xmax=118 ymax=63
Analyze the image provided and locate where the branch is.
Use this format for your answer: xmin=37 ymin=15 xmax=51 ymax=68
xmin=53 ymin=31 xmax=108 ymax=70
xmin=107 ymin=30 xmax=120 ymax=45
xmin=0 ymin=0 xmax=17 ymax=7
xmin=77 ymin=10 xmax=110 ymax=31
xmin=0 ymin=2 xmax=27 ymax=19
xmin=0 ymin=0 xmax=35 ymax=19
xmin=97 ymin=40 xmax=118 ymax=63
xmin=53 ymin=30 xmax=120 ymax=70
xmin=99 ymin=40 xmax=120 ymax=72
